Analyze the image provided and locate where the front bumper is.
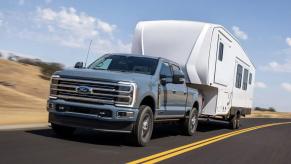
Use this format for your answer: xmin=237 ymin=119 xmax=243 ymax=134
xmin=47 ymin=99 xmax=139 ymax=133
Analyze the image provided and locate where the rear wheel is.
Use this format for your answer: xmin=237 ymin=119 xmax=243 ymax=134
xmin=51 ymin=123 xmax=76 ymax=137
xmin=182 ymin=107 xmax=199 ymax=136
xmin=229 ymin=113 xmax=240 ymax=129
xmin=132 ymin=105 xmax=154 ymax=147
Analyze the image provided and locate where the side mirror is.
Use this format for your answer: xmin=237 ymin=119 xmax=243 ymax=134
xmin=74 ymin=62 xmax=84 ymax=69
xmin=173 ymin=74 xmax=185 ymax=84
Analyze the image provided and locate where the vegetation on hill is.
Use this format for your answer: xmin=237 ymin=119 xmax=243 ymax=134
xmin=7 ymin=55 xmax=64 ymax=79
xmin=254 ymin=107 xmax=277 ymax=112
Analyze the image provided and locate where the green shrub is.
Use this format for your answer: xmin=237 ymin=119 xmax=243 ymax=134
xmin=254 ymin=107 xmax=276 ymax=112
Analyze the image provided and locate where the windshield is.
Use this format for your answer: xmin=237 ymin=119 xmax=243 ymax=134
xmin=88 ymin=55 xmax=159 ymax=75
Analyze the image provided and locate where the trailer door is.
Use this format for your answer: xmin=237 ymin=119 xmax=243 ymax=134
xmin=214 ymin=33 xmax=233 ymax=87
xmin=213 ymin=31 xmax=233 ymax=114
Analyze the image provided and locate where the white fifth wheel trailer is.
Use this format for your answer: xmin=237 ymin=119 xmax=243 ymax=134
xmin=131 ymin=20 xmax=255 ymax=128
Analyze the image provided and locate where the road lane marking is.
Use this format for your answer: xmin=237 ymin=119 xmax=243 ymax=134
xmin=127 ymin=122 xmax=291 ymax=164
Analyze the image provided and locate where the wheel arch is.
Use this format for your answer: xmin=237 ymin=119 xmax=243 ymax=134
xmin=139 ymin=95 xmax=156 ymax=115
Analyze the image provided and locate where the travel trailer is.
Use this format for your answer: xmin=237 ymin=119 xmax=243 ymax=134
xmin=132 ymin=20 xmax=255 ymax=128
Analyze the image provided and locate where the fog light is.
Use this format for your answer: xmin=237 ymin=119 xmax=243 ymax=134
xmin=57 ymin=105 xmax=65 ymax=112
xmin=47 ymin=103 xmax=55 ymax=110
xmin=117 ymin=111 xmax=134 ymax=118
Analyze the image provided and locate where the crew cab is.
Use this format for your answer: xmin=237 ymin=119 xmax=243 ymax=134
xmin=47 ymin=53 xmax=200 ymax=146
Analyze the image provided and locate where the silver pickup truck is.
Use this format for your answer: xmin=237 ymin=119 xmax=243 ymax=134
xmin=47 ymin=53 xmax=200 ymax=146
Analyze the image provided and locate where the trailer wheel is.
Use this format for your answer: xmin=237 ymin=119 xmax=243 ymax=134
xmin=183 ymin=107 xmax=199 ymax=136
xmin=132 ymin=105 xmax=154 ymax=147
xmin=229 ymin=113 xmax=240 ymax=129
xmin=51 ymin=123 xmax=76 ymax=137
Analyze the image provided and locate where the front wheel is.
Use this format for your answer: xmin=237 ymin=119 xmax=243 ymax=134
xmin=132 ymin=105 xmax=154 ymax=147
xmin=182 ymin=107 xmax=199 ymax=136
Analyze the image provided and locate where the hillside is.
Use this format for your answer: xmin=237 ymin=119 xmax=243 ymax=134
xmin=246 ymin=110 xmax=291 ymax=119
xmin=0 ymin=59 xmax=49 ymax=125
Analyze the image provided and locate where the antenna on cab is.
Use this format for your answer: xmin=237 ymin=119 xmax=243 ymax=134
xmin=84 ymin=40 xmax=92 ymax=68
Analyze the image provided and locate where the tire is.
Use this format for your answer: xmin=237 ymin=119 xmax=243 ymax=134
xmin=132 ymin=105 xmax=154 ymax=147
xmin=51 ymin=123 xmax=76 ymax=137
xmin=229 ymin=113 xmax=240 ymax=129
xmin=182 ymin=107 xmax=199 ymax=136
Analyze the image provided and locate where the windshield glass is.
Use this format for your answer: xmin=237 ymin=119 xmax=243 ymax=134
xmin=88 ymin=55 xmax=159 ymax=75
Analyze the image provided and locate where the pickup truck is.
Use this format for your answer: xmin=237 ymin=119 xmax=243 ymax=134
xmin=47 ymin=53 xmax=200 ymax=146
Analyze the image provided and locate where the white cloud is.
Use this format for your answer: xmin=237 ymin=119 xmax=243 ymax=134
xmin=255 ymin=82 xmax=267 ymax=88
xmin=261 ymin=60 xmax=291 ymax=73
xmin=232 ymin=26 xmax=248 ymax=40
xmin=0 ymin=7 xmax=130 ymax=56
xmin=96 ymin=20 xmax=116 ymax=34
xmin=18 ymin=0 xmax=25 ymax=5
xmin=281 ymin=82 xmax=291 ymax=92
xmin=286 ymin=37 xmax=291 ymax=47
xmin=32 ymin=7 xmax=130 ymax=52
xmin=47 ymin=25 xmax=54 ymax=32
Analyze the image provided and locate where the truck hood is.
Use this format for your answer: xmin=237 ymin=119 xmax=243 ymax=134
xmin=55 ymin=68 xmax=153 ymax=83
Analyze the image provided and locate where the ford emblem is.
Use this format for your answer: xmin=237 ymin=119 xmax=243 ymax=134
xmin=76 ymin=86 xmax=92 ymax=94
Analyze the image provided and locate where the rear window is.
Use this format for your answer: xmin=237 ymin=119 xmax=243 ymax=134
xmin=242 ymin=69 xmax=249 ymax=90
xmin=235 ymin=64 xmax=243 ymax=88
xmin=249 ymin=73 xmax=253 ymax=85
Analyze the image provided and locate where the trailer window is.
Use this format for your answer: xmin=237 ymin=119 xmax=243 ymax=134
xmin=235 ymin=64 xmax=243 ymax=88
xmin=160 ymin=63 xmax=172 ymax=78
xmin=242 ymin=69 xmax=249 ymax=90
xmin=249 ymin=73 xmax=252 ymax=85
xmin=218 ymin=42 xmax=224 ymax=61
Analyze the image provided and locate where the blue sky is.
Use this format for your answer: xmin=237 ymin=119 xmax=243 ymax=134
xmin=0 ymin=0 xmax=291 ymax=111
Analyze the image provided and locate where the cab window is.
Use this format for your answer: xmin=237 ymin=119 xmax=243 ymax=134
xmin=160 ymin=63 xmax=172 ymax=78
xmin=171 ymin=65 xmax=183 ymax=75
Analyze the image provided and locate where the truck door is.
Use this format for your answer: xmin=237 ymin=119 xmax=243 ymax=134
xmin=170 ymin=64 xmax=187 ymax=115
xmin=158 ymin=62 xmax=176 ymax=116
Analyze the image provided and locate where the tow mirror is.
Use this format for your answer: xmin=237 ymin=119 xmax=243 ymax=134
xmin=74 ymin=62 xmax=84 ymax=68
xmin=173 ymin=74 xmax=185 ymax=84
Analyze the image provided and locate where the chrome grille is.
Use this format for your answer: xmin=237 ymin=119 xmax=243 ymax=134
xmin=50 ymin=76 xmax=135 ymax=106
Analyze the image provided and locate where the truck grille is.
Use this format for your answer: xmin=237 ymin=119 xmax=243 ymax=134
xmin=49 ymin=76 xmax=135 ymax=106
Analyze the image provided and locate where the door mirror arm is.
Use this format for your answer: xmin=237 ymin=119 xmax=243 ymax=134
xmin=160 ymin=78 xmax=167 ymax=86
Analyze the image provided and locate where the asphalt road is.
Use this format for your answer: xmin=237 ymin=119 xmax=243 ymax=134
xmin=0 ymin=118 xmax=291 ymax=164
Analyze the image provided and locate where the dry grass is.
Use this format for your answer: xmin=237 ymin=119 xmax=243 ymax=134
xmin=0 ymin=60 xmax=48 ymax=125
xmin=0 ymin=59 xmax=49 ymax=98
xmin=246 ymin=110 xmax=291 ymax=119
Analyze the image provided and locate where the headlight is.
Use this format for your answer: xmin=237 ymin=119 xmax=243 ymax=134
xmin=49 ymin=75 xmax=60 ymax=99
xmin=115 ymin=82 xmax=137 ymax=108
